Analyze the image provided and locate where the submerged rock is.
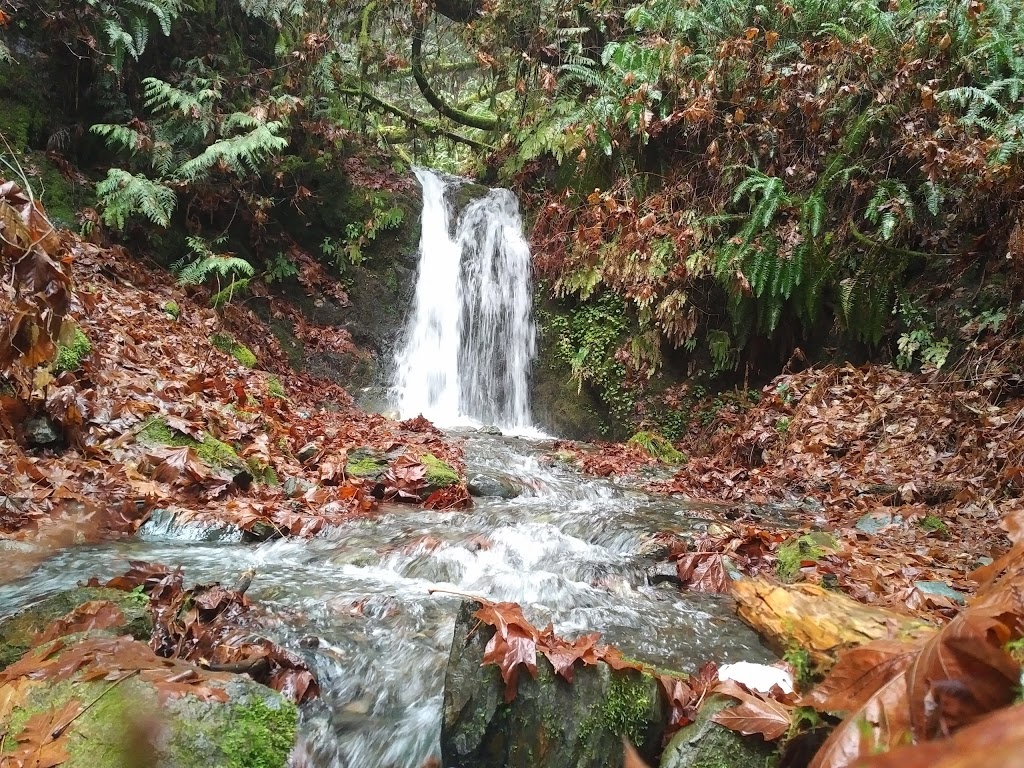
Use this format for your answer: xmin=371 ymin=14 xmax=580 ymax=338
xmin=441 ymin=600 xmax=666 ymax=768
xmin=0 ymin=587 xmax=152 ymax=670
xmin=467 ymin=473 xmax=520 ymax=500
xmin=659 ymin=695 xmax=778 ymax=768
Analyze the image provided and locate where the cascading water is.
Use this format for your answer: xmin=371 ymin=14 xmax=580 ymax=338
xmin=393 ymin=168 xmax=536 ymax=430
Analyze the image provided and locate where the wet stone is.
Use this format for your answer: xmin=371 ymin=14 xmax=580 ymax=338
xmin=0 ymin=587 xmax=152 ymax=670
xmin=659 ymin=695 xmax=778 ymax=768
xmin=297 ymin=442 xmax=319 ymax=463
xmin=855 ymin=510 xmax=894 ymax=534
xmin=914 ymin=580 xmax=966 ymax=604
xmin=467 ymin=473 xmax=520 ymax=500
xmin=283 ymin=475 xmax=315 ymax=498
xmin=441 ymin=600 xmax=667 ymax=768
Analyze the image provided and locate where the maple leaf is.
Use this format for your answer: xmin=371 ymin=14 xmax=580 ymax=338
xmin=712 ymin=680 xmax=793 ymax=741
xmin=147 ymin=446 xmax=209 ymax=484
xmin=482 ymin=625 xmax=538 ymax=703
xmin=675 ymin=552 xmax=732 ymax=593
xmin=35 ymin=600 xmax=126 ymax=644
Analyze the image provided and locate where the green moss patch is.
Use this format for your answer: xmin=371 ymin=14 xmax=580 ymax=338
xmin=422 ymin=452 xmax=459 ymax=488
xmin=627 ymin=430 xmax=686 ymax=464
xmin=266 ymin=376 xmax=286 ymax=398
xmin=211 ymin=333 xmax=257 ymax=368
xmin=164 ymin=301 xmax=181 ymax=319
xmin=54 ymin=327 xmax=92 ymax=373
xmin=579 ymin=672 xmax=658 ymax=748
xmin=345 ymin=448 xmax=389 ymax=479
xmin=139 ymin=416 xmax=244 ymax=470
xmin=776 ymin=532 xmax=838 ymax=582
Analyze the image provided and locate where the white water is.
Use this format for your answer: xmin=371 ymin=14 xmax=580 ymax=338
xmin=393 ymin=169 xmax=536 ymax=430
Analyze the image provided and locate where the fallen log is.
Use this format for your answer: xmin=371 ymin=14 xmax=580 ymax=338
xmin=731 ymin=577 xmax=933 ymax=666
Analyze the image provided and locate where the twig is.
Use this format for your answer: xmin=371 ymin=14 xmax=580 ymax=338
xmin=427 ymin=587 xmax=489 ymax=602
xmin=52 ymin=669 xmax=140 ymax=739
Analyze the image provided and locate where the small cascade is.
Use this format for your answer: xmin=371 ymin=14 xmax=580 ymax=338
xmin=393 ymin=168 xmax=536 ymax=430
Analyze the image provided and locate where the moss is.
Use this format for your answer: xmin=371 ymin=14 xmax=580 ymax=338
xmin=266 ymin=376 xmax=286 ymax=398
xmin=0 ymin=101 xmax=41 ymax=154
xmin=246 ymin=458 xmax=279 ymax=486
xmin=422 ymin=452 xmax=459 ymax=488
xmin=0 ymin=587 xmax=152 ymax=670
xmin=164 ymin=301 xmax=181 ymax=319
xmin=783 ymin=645 xmax=815 ymax=689
xmin=53 ymin=327 xmax=92 ymax=373
xmin=627 ymin=430 xmax=686 ymax=464
xmin=776 ymin=532 xmax=837 ymax=582
xmin=579 ymin=672 xmax=656 ymax=748
xmin=3 ymin=675 xmax=297 ymax=768
xmin=919 ymin=514 xmax=949 ymax=538
xmin=217 ymin=695 xmax=298 ymax=768
xmin=211 ymin=333 xmax=257 ymax=368
xmin=139 ymin=416 xmax=243 ymax=470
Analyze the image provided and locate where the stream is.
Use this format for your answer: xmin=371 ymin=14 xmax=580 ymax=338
xmin=0 ymin=431 xmax=771 ymax=768
xmin=0 ymin=169 xmax=772 ymax=767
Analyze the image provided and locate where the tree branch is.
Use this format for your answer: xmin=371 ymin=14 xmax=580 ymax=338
xmin=341 ymin=88 xmax=494 ymax=152
xmin=411 ymin=18 xmax=498 ymax=132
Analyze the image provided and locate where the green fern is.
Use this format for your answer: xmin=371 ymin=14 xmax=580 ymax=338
xmin=95 ymin=169 xmax=176 ymax=230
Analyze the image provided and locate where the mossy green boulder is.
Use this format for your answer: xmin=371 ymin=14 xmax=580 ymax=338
xmin=0 ymin=664 xmax=298 ymax=768
xmin=658 ymin=695 xmax=779 ymax=768
xmin=0 ymin=587 xmax=151 ymax=670
xmin=441 ymin=600 xmax=667 ymax=768
xmin=345 ymin=447 xmax=390 ymax=479
xmin=422 ymin=453 xmax=459 ymax=495
xmin=139 ymin=417 xmax=249 ymax=479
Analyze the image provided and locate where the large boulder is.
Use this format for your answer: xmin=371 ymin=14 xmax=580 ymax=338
xmin=441 ymin=601 xmax=667 ymax=768
xmin=1 ymin=650 xmax=298 ymax=768
xmin=467 ymin=473 xmax=521 ymax=500
xmin=0 ymin=587 xmax=152 ymax=670
xmin=659 ymin=695 xmax=778 ymax=768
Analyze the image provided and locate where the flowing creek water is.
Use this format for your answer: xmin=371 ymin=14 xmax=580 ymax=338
xmin=0 ymin=170 xmax=772 ymax=767
xmin=0 ymin=433 xmax=772 ymax=767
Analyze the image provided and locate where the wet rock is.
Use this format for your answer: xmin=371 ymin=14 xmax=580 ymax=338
xmin=467 ymin=473 xmax=520 ymax=500
xmin=24 ymin=414 xmax=61 ymax=446
xmin=243 ymin=520 xmax=284 ymax=543
xmin=297 ymin=442 xmax=319 ymax=463
xmin=2 ymin=654 xmax=297 ymax=768
xmin=0 ymin=587 xmax=152 ymax=670
xmin=659 ymin=695 xmax=778 ymax=768
xmin=441 ymin=600 xmax=667 ymax=768
xmin=422 ymin=453 xmax=460 ymax=497
xmin=346 ymin=447 xmax=390 ymax=479
xmin=283 ymin=475 xmax=315 ymax=498
xmin=913 ymin=580 xmax=966 ymax=604
xmin=644 ymin=560 xmax=682 ymax=588
xmin=478 ymin=425 xmax=503 ymax=436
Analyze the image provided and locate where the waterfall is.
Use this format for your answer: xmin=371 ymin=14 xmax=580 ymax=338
xmin=393 ymin=168 xmax=536 ymax=430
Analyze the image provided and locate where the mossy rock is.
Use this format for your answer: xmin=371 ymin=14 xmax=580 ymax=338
xmin=422 ymin=453 xmax=459 ymax=493
xmin=441 ymin=600 xmax=667 ymax=768
xmin=1 ymin=665 xmax=297 ymax=768
xmin=138 ymin=417 xmax=249 ymax=479
xmin=658 ymin=695 xmax=779 ymax=768
xmin=0 ymin=587 xmax=151 ymax=670
xmin=211 ymin=333 xmax=257 ymax=368
xmin=345 ymin=447 xmax=389 ymax=479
